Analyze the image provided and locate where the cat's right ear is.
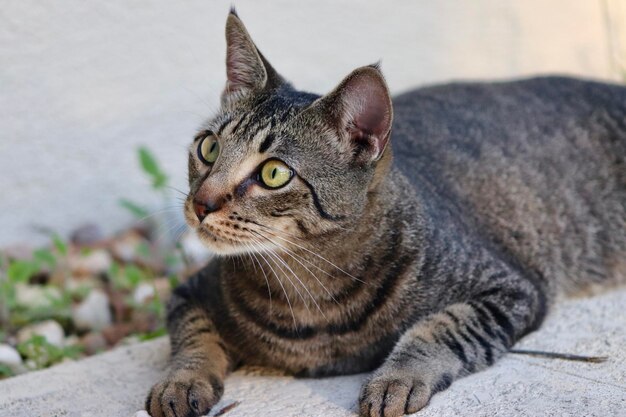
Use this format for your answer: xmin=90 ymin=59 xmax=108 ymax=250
xmin=307 ymin=64 xmax=393 ymax=164
xmin=222 ymin=9 xmax=284 ymax=105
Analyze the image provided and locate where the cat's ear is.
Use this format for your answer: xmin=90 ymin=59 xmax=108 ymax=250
xmin=222 ymin=9 xmax=284 ymax=104
xmin=311 ymin=64 xmax=393 ymax=163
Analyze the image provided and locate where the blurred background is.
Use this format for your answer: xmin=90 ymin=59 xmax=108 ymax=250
xmin=1 ymin=0 xmax=625 ymax=246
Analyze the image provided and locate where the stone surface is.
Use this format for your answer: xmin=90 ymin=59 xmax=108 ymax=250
xmin=1 ymin=288 xmax=625 ymax=417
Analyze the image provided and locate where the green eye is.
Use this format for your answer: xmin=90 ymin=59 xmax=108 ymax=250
xmin=260 ymin=160 xmax=293 ymax=188
xmin=198 ymin=136 xmax=219 ymax=164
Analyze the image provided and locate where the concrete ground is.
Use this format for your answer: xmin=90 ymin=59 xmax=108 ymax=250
xmin=1 ymin=288 xmax=625 ymax=417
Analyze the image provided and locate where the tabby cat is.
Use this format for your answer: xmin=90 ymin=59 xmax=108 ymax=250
xmin=145 ymin=10 xmax=626 ymax=417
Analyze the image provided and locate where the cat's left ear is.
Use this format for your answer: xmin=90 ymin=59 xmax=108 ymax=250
xmin=310 ymin=64 xmax=393 ymax=163
xmin=222 ymin=9 xmax=284 ymax=105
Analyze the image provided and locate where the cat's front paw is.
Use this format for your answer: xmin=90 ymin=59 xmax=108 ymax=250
xmin=359 ymin=370 xmax=450 ymax=417
xmin=145 ymin=370 xmax=224 ymax=417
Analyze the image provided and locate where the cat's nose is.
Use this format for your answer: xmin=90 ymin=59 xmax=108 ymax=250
xmin=192 ymin=196 xmax=223 ymax=222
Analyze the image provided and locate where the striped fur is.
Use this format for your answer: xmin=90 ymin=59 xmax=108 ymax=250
xmin=146 ymin=10 xmax=626 ymax=417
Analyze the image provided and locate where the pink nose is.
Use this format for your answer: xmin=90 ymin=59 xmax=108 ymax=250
xmin=193 ymin=197 xmax=223 ymax=222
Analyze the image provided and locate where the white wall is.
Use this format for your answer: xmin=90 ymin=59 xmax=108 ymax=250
xmin=1 ymin=0 xmax=625 ymax=246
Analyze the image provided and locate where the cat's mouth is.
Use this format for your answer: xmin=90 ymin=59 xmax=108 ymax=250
xmin=195 ymin=223 xmax=255 ymax=255
xmin=194 ymin=218 xmax=284 ymax=255
xmin=184 ymin=200 xmax=285 ymax=255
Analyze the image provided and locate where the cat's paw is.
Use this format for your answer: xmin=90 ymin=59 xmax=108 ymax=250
xmin=358 ymin=372 xmax=437 ymax=417
xmin=145 ymin=370 xmax=224 ymax=417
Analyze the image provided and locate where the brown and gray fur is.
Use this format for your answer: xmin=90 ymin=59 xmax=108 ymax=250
xmin=146 ymin=10 xmax=626 ymax=417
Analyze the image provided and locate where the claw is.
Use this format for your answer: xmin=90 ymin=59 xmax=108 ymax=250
xmin=359 ymin=375 xmax=432 ymax=417
xmin=146 ymin=372 xmax=223 ymax=417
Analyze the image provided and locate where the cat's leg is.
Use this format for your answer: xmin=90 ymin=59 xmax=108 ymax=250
xmin=359 ymin=269 xmax=548 ymax=417
xmin=146 ymin=277 xmax=231 ymax=417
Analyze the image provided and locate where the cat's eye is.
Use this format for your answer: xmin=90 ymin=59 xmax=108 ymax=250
xmin=198 ymin=135 xmax=220 ymax=164
xmin=259 ymin=160 xmax=293 ymax=188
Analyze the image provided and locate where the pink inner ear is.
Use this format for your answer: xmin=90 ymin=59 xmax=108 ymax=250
xmin=342 ymin=73 xmax=392 ymax=158
xmin=226 ymin=51 xmax=250 ymax=92
xmin=226 ymin=43 xmax=261 ymax=93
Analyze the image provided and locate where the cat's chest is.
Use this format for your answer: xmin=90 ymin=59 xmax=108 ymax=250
xmin=217 ymin=288 xmax=412 ymax=375
xmin=223 ymin=322 xmax=400 ymax=375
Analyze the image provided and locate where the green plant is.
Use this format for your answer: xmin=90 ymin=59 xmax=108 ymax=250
xmin=119 ymin=146 xmax=170 ymax=219
xmin=0 ymin=236 xmax=68 ymax=331
xmin=137 ymin=327 xmax=167 ymax=341
xmin=17 ymin=335 xmax=83 ymax=370
xmin=52 ymin=234 xmax=68 ymax=257
xmin=119 ymin=199 xmax=149 ymax=219
xmin=1 ymin=258 xmax=42 ymax=329
xmin=138 ymin=147 xmax=168 ymax=191
xmin=0 ymin=363 xmax=13 ymax=378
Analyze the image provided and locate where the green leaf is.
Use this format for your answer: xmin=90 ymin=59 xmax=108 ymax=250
xmin=137 ymin=327 xmax=167 ymax=341
xmin=33 ymin=249 xmax=56 ymax=268
xmin=68 ymin=284 xmax=91 ymax=302
xmin=164 ymin=252 xmax=180 ymax=268
xmin=119 ymin=199 xmax=149 ymax=219
xmin=168 ymin=274 xmax=180 ymax=289
xmin=17 ymin=334 xmax=82 ymax=370
xmin=138 ymin=147 xmax=168 ymax=190
xmin=108 ymin=262 xmax=125 ymax=289
xmin=52 ymin=235 xmax=68 ymax=257
xmin=0 ymin=280 xmax=17 ymax=310
xmin=0 ymin=363 xmax=13 ymax=378
xmin=7 ymin=260 xmax=38 ymax=283
xmin=124 ymin=265 xmax=145 ymax=288
xmin=135 ymin=241 xmax=151 ymax=258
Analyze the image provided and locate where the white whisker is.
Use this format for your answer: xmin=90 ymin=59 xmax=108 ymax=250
xmin=252 ymin=230 xmax=339 ymax=308
xmin=248 ymin=236 xmax=297 ymax=331
xmin=244 ymin=242 xmax=272 ymax=316
xmin=252 ymin=224 xmax=365 ymax=284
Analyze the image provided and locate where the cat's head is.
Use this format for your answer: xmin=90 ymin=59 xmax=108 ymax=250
xmin=184 ymin=10 xmax=393 ymax=254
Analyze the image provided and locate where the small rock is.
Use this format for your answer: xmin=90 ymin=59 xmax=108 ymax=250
xmin=72 ymin=289 xmax=112 ymax=331
xmin=15 ymin=284 xmax=62 ymax=309
xmin=154 ymin=277 xmax=172 ymax=301
xmin=120 ymin=335 xmax=141 ymax=346
xmin=17 ymin=320 xmax=65 ymax=348
xmin=133 ymin=282 xmax=155 ymax=305
xmin=131 ymin=309 xmax=158 ymax=334
xmin=64 ymin=335 xmax=80 ymax=347
xmin=0 ymin=344 xmax=25 ymax=374
xmin=80 ymin=332 xmax=108 ymax=355
xmin=65 ymin=278 xmax=96 ymax=298
xmin=68 ymin=249 xmax=112 ymax=277
xmin=70 ymin=223 xmax=105 ymax=246
xmin=107 ymin=289 xmax=132 ymax=322
xmin=101 ymin=323 xmax=134 ymax=346
xmin=111 ymin=230 xmax=147 ymax=263
xmin=59 ymin=356 xmax=75 ymax=365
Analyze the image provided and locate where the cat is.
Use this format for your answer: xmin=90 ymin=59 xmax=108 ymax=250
xmin=145 ymin=9 xmax=626 ymax=417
